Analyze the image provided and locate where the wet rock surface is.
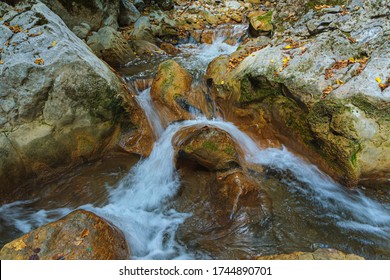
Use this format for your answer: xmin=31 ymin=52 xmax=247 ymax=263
xmin=0 ymin=210 xmax=129 ymax=260
xmin=173 ymin=125 xmax=241 ymax=171
xmin=0 ymin=2 xmax=152 ymax=200
xmin=254 ymin=248 xmax=364 ymax=260
xmin=209 ymin=0 xmax=390 ymax=187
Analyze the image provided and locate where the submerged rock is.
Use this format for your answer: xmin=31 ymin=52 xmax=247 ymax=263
xmin=254 ymin=248 xmax=364 ymax=260
xmin=0 ymin=210 xmax=129 ymax=260
xmin=0 ymin=2 xmax=152 ymax=202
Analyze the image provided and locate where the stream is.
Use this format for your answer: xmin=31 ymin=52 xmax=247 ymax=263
xmin=1 ymin=24 xmax=389 ymax=260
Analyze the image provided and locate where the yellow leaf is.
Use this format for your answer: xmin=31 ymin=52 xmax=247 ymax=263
xmin=220 ymin=81 xmax=224 ymax=85
xmin=34 ymin=58 xmax=44 ymax=65
xmin=336 ymin=79 xmax=344 ymax=85
xmin=51 ymin=41 xmax=57 ymax=47
xmin=81 ymin=228 xmax=89 ymax=238
xmin=284 ymin=45 xmax=292 ymax=49
xmin=375 ymin=77 xmax=382 ymax=83
xmin=0 ymin=60 xmax=3 ymax=65
xmin=349 ymin=57 xmax=355 ymax=63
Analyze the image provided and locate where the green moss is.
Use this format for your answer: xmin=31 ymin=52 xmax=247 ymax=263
xmin=224 ymin=146 xmax=235 ymax=156
xmin=239 ymin=75 xmax=282 ymax=103
xmin=202 ymin=141 xmax=218 ymax=152
xmin=350 ymin=94 xmax=390 ymax=124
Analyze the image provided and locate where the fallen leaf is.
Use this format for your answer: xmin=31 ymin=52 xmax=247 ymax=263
xmin=220 ymin=81 xmax=224 ymax=85
xmin=81 ymin=228 xmax=89 ymax=238
xmin=284 ymin=45 xmax=293 ymax=50
xmin=336 ymin=79 xmax=344 ymax=85
xmin=375 ymin=77 xmax=382 ymax=83
xmin=322 ymin=85 xmax=333 ymax=99
xmin=0 ymin=60 xmax=3 ymax=65
xmin=51 ymin=41 xmax=57 ymax=47
xmin=34 ymin=58 xmax=44 ymax=65
xmin=314 ymin=5 xmax=332 ymax=10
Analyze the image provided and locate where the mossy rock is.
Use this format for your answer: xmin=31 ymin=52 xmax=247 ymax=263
xmin=173 ymin=125 xmax=241 ymax=171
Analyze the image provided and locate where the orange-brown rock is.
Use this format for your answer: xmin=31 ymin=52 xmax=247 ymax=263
xmin=213 ymin=169 xmax=272 ymax=222
xmin=254 ymin=248 xmax=364 ymax=260
xmin=0 ymin=210 xmax=129 ymax=260
xmin=151 ymin=60 xmax=209 ymax=126
xmin=173 ymin=125 xmax=241 ymax=171
xmin=159 ymin=42 xmax=181 ymax=55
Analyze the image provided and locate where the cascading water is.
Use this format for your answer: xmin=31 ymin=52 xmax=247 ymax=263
xmin=1 ymin=24 xmax=389 ymax=259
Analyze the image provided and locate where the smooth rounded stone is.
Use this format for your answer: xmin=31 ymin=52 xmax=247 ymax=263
xmin=0 ymin=210 xmax=130 ymax=260
xmin=72 ymin=22 xmax=91 ymax=40
xmin=173 ymin=125 xmax=241 ymax=171
xmin=130 ymin=40 xmax=164 ymax=56
xmin=254 ymin=248 xmax=365 ymax=260
xmin=87 ymin=26 xmax=135 ymax=67
xmin=119 ymin=0 xmax=141 ymax=27
xmin=132 ymin=16 xmax=155 ymax=42
xmin=150 ymin=60 xmax=211 ymax=125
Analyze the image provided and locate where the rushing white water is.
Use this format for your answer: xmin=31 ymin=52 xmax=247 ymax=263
xmin=135 ymin=88 xmax=164 ymax=138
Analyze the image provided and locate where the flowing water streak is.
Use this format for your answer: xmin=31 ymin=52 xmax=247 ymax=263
xmin=135 ymin=88 xmax=164 ymax=138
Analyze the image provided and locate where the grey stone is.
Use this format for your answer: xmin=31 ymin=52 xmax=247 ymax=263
xmin=132 ymin=16 xmax=154 ymax=42
xmin=72 ymin=23 xmax=91 ymax=40
xmin=119 ymin=0 xmax=141 ymax=27
xmin=87 ymin=26 xmax=135 ymax=66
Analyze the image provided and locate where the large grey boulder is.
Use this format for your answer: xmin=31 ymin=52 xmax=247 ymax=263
xmin=0 ymin=2 xmax=152 ymax=202
xmin=209 ymin=0 xmax=390 ymax=187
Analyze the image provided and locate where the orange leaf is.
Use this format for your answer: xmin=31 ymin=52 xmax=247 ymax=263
xmin=81 ymin=228 xmax=90 ymax=238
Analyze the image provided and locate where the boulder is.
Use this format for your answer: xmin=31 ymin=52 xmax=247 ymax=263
xmin=40 ymin=0 xmax=120 ymax=34
xmin=173 ymin=125 xmax=240 ymax=171
xmin=132 ymin=16 xmax=155 ymax=42
xmin=87 ymin=26 xmax=135 ymax=67
xmin=0 ymin=210 xmax=129 ymax=260
xmin=0 ymin=2 xmax=152 ymax=202
xmin=210 ymin=0 xmax=390 ymax=187
xmin=254 ymin=248 xmax=364 ymax=260
xmin=151 ymin=60 xmax=210 ymax=125
xmin=119 ymin=0 xmax=140 ymax=27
